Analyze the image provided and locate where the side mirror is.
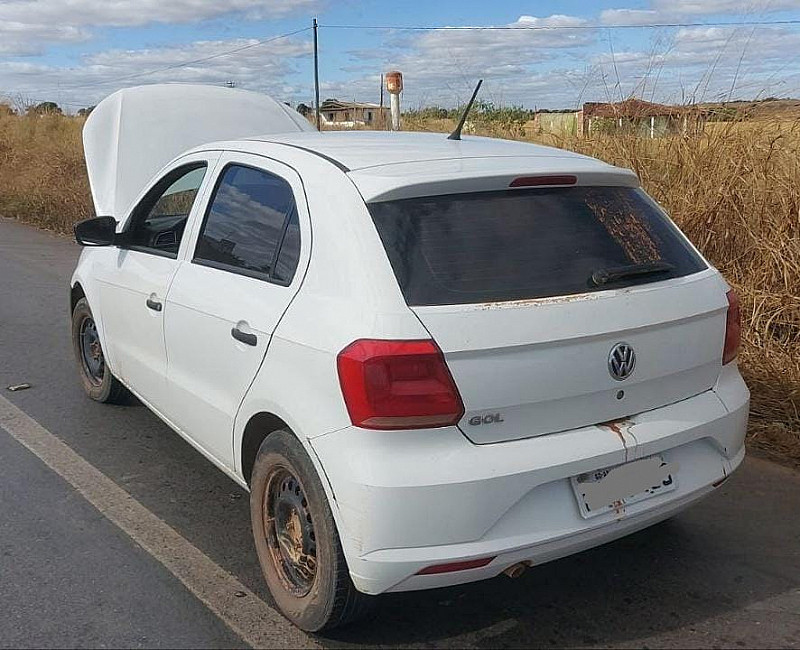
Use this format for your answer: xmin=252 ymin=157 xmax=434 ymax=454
xmin=74 ymin=216 xmax=118 ymax=246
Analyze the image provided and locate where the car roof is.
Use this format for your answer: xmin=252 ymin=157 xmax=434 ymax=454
xmin=185 ymin=130 xmax=637 ymax=203
xmin=241 ymin=130 xmax=605 ymax=173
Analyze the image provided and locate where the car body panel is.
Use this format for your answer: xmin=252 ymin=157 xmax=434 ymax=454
xmin=348 ymin=157 xmax=639 ymax=202
xmin=163 ymin=152 xmax=313 ymax=469
xmin=231 ymin=148 xmax=431 ymax=476
xmin=83 ymin=150 xmax=220 ymax=413
xmin=414 ymin=270 xmax=729 ymax=444
xmin=71 ymin=99 xmax=750 ymax=602
xmin=311 ymin=365 xmax=748 ymax=594
xmin=96 ymin=249 xmax=178 ymax=409
xmin=253 ymin=130 xmax=604 ymax=171
xmin=83 ymin=84 xmax=313 ymax=219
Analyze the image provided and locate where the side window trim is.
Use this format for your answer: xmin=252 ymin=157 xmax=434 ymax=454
xmin=124 ymin=244 xmax=180 ymax=259
xmin=119 ymin=161 xmax=208 ymax=259
xmin=192 ymin=257 xmax=281 ymax=283
xmin=267 ymin=203 xmax=298 ymax=287
xmin=191 ymin=162 xmax=297 ymax=287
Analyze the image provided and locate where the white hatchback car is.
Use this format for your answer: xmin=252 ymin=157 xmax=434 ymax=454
xmin=71 ymin=85 xmax=749 ymax=631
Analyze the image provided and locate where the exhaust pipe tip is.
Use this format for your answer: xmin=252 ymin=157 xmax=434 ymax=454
xmin=502 ymin=562 xmax=527 ymax=579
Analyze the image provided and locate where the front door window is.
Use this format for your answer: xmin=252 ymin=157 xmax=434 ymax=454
xmin=125 ymin=164 xmax=207 ymax=257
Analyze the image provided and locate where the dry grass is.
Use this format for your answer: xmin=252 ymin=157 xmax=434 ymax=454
xmin=562 ymin=121 xmax=800 ymax=464
xmin=0 ymin=113 xmax=92 ymax=230
xmin=2 ymin=111 xmax=798 ymax=464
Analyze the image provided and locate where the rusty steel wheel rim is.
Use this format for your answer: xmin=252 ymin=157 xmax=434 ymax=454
xmin=79 ymin=316 xmax=105 ymax=386
xmin=263 ymin=466 xmax=317 ymax=597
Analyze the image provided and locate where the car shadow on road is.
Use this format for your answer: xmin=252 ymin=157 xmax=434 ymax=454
xmin=320 ymin=521 xmax=722 ymax=646
xmin=317 ymin=465 xmax=799 ymax=648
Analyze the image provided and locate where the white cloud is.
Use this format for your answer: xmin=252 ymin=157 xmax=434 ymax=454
xmin=325 ymin=8 xmax=800 ymax=108
xmin=652 ymin=0 xmax=800 ymax=15
xmin=0 ymin=0 xmax=317 ymax=26
xmin=0 ymin=0 xmax=318 ymax=56
xmin=588 ymin=24 xmax=800 ymax=102
xmin=2 ymin=5 xmax=799 ymax=112
xmin=600 ymin=9 xmax=662 ymax=26
xmin=362 ymin=15 xmax=800 ymax=108
xmin=0 ymin=22 xmax=89 ymax=56
xmin=515 ymin=14 xmax=592 ymax=29
xmin=602 ymin=0 xmax=800 ymax=24
xmin=0 ymin=36 xmax=313 ymax=110
xmin=341 ymin=15 xmax=596 ymax=107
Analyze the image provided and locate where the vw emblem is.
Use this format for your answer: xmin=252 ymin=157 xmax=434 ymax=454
xmin=608 ymin=342 xmax=636 ymax=381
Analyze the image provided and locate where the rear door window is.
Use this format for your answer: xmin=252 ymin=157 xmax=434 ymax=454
xmin=193 ymin=164 xmax=301 ymax=284
xmin=368 ymin=186 xmax=706 ymax=306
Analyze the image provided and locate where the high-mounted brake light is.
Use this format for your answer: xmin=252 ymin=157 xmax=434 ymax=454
xmin=723 ymin=289 xmax=741 ymax=365
xmin=336 ymin=339 xmax=465 ymax=430
xmin=509 ymin=175 xmax=577 ymax=188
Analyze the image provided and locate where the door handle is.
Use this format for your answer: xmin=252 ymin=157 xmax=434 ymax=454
xmin=146 ymin=297 xmax=162 ymax=312
xmin=231 ymin=325 xmax=257 ymax=346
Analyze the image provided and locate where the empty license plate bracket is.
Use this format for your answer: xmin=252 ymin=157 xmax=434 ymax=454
xmin=571 ymin=455 xmax=677 ymax=518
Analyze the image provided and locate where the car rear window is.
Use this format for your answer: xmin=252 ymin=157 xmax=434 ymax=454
xmin=368 ymin=186 xmax=706 ymax=306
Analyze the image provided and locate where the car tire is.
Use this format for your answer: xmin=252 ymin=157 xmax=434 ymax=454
xmin=250 ymin=429 xmax=374 ymax=632
xmin=71 ymin=297 xmax=130 ymax=404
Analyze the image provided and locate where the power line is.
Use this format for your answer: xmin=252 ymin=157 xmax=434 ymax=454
xmin=69 ymin=26 xmax=312 ymax=91
xmin=9 ymin=26 xmax=312 ymax=96
xmin=3 ymin=18 xmax=800 ymax=105
xmin=320 ymin=19 xmax=800 ymax=31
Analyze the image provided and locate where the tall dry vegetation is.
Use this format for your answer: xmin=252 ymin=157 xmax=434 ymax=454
xmin=0 ymin=113 xmax=92 ymax=230
xmin=1 ymin=110 xmax=798 ymax=462
xmin=563 ymin=122 xmax=800 ymax=462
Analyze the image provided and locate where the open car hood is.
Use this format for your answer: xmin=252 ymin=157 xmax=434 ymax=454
xmin=83 ymin=84 xmax=315 ymax=219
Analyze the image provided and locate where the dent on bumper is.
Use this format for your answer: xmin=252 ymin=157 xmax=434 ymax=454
xmin=311 ymin=365 xmax=749 ymax=595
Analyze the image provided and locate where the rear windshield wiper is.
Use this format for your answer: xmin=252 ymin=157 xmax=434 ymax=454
xmin=590 ymin=261 xmax=675 ymax=287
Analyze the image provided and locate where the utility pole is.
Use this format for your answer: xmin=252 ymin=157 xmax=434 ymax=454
xmin=313 ymin=17 xmax=321 ymax=131
xmin=379 ymin=73 xmax=384 ymax=130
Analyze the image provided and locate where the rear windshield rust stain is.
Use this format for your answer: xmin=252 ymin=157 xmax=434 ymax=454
xmin=585 ymin=189 xmax=662 ymax=264
xmin=475 ymin=292 xmax=602 ymax=310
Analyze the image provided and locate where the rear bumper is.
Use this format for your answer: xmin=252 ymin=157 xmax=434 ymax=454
xmin=310 ymin=364 xmax=749 ymax=595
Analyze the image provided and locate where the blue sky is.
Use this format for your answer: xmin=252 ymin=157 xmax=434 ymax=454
xmin=1 ymin=0 xmax=799 ymax=112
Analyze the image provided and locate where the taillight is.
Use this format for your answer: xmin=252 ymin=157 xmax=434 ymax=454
xmin=723 ymin=289 xmax=741 ymax=365
xmin=336 ymin=339 xmax=465 ymax=430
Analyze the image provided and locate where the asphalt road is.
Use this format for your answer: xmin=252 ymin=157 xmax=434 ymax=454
xmin=1 ymin=216 xmax=799 ymax=649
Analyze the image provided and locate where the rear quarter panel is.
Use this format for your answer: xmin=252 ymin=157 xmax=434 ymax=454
xmin=231 ymin=148 xmax=429 ymax=481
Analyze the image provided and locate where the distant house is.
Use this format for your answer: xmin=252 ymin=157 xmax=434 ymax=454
xmin=530 ymin=99 xmax=708 ymax=139
xmin=581 ymin=99 xmax=708 ymax=138
xmin=529 ymin=111 xmax=581 ymax=137
xmin=319 ymin=99 xmax=389 ymax=127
